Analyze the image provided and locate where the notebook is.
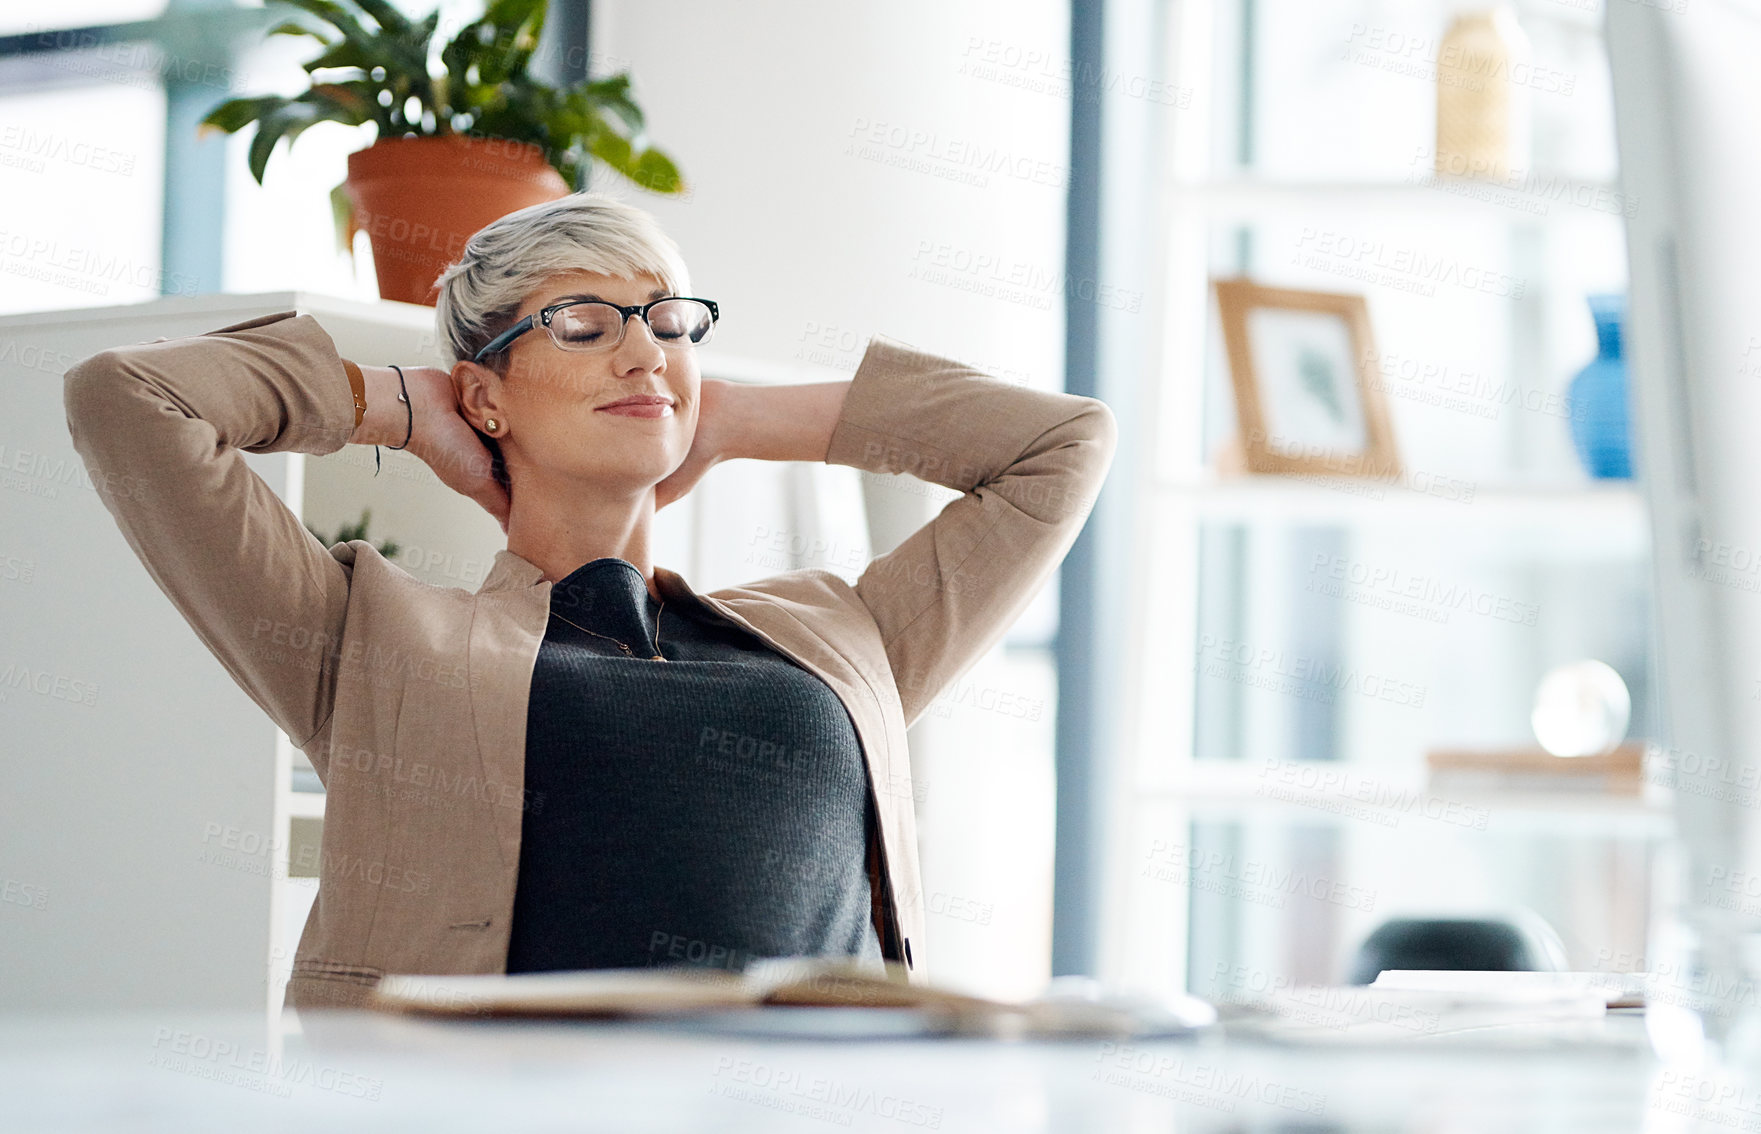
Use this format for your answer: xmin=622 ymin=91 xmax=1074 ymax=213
xmin=367 ymin=958 xmax=1218 ymax=1040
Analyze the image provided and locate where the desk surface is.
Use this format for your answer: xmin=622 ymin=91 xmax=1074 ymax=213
xmin=1 ymin=1006 xmax=1697 ymax=1132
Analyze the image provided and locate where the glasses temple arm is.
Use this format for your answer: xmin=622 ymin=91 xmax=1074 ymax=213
xmin=472 ymin=314 xmax=535 ymax=363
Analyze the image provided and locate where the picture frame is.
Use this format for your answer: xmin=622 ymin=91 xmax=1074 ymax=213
xmin=1212 ymin=279 xmax=1402 ymax=478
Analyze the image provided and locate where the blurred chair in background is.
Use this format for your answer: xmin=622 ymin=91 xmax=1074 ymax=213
xmin=1346 ymin=913 xmax=1569 ymax=986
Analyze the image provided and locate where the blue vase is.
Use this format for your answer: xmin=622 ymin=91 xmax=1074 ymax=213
xmin=1568 ymin=293 xmax=1632 ymax=479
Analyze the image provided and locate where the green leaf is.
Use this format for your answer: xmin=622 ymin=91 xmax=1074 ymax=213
xmin=430 ymin=73 xmax=452 ymax=128
xmin=312 ymin=507 xmax=402 ymax=557
xmin=630 ymin=148 xmax=682 ymax=194
xmin=584 ymin=73 xmax=645 ymax=134
xmin=267 ymin=19 xmax=331 ymax=42
xmin=308 ymin=82 xmax=374 ymax=122
xmin=556 ymin=153 xmax=585 ymax=191
xmin=245 ymin=99 xmax=360 ymax=184
xmin=349 ymin=0 xmax=410 ymax=33
xmin=585 ymin=127 xmax=635 ymax=175
xmin=547 ymin=87 xmax=600 ymax=132
xmin=246 ymin=116 xmax=288 ymax=184
xmin=330 ymin=179 xmax=357 ymax=260
xmin=199 ymin=94 xmax=290 ymax=134
xmin=303 ymin=37 xmax=380 ymax=73
xmin=271 ymin=0 xmax=372 ymax=43
xmin=484 ymin=0 xmax=548 ymax=30
xmin=485 ymin=0 xmax=547 ymax=80
xmin=437 ymin=22 xmax=476 ymax=86
xmin=411 ymin=10 xmax=447 ymax=119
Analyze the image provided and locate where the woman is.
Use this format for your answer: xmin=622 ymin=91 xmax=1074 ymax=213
xmin=62 ymin=192 xmax=1117 ymax=1011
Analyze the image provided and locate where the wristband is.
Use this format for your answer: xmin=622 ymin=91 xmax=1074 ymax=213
xmin=387 ymin=364 xmax=413 ymax=449
xmin=342 ymin=358 xmax=367 ymax=430
xmin=373 ymin=364 xmax=413 ymax=478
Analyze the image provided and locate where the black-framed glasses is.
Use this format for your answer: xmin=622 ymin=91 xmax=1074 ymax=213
xmin=472 ymin=297 xmax=720 ymax=363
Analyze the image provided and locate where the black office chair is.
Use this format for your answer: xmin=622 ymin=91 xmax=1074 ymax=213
xmin=1346 ymin=917 xmax=1566 ymax=986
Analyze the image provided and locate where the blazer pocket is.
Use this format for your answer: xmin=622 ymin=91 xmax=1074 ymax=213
xmin=291 ymin=958 xmax=385 ymax=987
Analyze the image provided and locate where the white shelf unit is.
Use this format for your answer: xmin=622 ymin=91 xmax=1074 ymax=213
xmin=1105 ymin=0 xmax=1654 ymax=1001
xmin=1170 ymin=177 xmax=1629 ymax=223
xmin=1142 ymin=761 xmax=1674 ymax=840
xmin=1152 ymin=477 xmax=1645 ymax=529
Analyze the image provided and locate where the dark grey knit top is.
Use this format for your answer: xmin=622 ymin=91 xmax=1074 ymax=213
xmin=504 ymin=557 xmax=884 ymax=975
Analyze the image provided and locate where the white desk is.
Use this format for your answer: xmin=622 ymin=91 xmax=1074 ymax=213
xmin=1 ymin=1007 xmax=1672 ymax=1132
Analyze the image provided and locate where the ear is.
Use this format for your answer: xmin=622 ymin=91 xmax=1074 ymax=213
xmin=452 ymin=359 xmax=504 ymax=433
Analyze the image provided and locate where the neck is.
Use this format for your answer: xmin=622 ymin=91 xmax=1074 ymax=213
xmin=503 ymin=468 xmax=662 ymax=602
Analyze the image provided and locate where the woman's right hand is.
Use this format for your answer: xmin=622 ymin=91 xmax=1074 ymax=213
xmin=355 ymin=365 xmax=512 ymax=535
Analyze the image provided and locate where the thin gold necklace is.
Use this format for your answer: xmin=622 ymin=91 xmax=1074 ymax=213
xmin=550 ymin=600 xmax=668 ymax=661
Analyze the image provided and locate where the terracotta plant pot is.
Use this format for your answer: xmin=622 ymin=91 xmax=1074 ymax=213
xmin=344 ymin=135 xmax=571 ymax=307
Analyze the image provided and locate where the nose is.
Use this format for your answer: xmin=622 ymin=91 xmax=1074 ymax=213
xmin=613 ymin=312 xmax=665 ymax=372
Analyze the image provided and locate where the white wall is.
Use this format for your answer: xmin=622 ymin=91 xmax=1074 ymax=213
xmin=591 ymin=0 xmax=1073 ymax=997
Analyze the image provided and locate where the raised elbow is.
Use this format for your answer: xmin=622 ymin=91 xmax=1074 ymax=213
xmin=1005 ymin=396 xmax=1118 ymax=524
xmin=1067 ymin=396 xmax=1119 ymax=489
xmin=1084 ymin=397 xmax=1119 ymax=464
xmin=61 ymin=349 xmax=130 ymax=448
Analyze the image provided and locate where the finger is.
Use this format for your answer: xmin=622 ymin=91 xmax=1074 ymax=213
xmin=483 ymin=483 xmax=512 ymax=529
xmin=472 ymin=495 xmax=508 ymax=532
xmin=435 ymin=462 xmax=508 ymax=531
xmin=470 ymin=485 xmax=508 ymax=526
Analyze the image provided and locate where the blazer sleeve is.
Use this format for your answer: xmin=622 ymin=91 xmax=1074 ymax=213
xmin=825 ymin=334 xmax=1118 ymax=726
xmin=61 ymin=309 xmax=360 ymax=749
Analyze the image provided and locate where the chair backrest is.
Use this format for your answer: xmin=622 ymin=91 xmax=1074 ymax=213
xmin=1346 ymin=916 xmax=1567 ymax=986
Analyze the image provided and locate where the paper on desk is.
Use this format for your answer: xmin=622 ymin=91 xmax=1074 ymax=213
xmin=1371 ymin=970 xmax=1646 ymax=1009
xmin=368 ymin=958 xmax=1217 ymax=1040
xmin=1218 ymin=981 xmax=1608 ymax=1043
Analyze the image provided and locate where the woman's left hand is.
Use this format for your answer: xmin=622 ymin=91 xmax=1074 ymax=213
xmin=654 ymin=377 xmax=734 ymax=510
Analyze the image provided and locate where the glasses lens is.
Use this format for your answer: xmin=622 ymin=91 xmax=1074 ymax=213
xmin=551 ymin=302 xmax=624 ymax=350
xmin=548 ymin=299 xmax=716 ymax=351
xmin=647 ymin=299 xmax=715 ymax=346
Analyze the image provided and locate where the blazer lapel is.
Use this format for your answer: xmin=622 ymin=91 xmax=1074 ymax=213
xmin=469 ymin=550 xmax=551 ymax=872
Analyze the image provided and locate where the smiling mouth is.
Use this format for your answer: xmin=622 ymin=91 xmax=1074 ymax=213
xmin=595 ymin=397 xmax=674 ymax=418
xmin=596 ymin=395 xmax=674 ymax=410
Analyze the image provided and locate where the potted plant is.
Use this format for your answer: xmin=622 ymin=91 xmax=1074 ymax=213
xmin=199 ymin=0 xmax=684 ymax=306
xmin=306 ymin=507 xmax=403 ymax=559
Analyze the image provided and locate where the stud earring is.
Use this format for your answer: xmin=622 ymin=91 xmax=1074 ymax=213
xmin=485 ymin=418 xmax=498 ymax=433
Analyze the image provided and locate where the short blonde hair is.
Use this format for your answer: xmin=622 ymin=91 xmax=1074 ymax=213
xmin=433 ymin=191 xmax=693 ymax=371
xmin=432 ymin=192 xmax=693 ymax=502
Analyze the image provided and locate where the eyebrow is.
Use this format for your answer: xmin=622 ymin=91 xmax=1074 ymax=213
xmin=548 ymin=288 xmax=669 ymax=305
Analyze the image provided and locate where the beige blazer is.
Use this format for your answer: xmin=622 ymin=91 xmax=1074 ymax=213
xmin=61 ymin=309 xmax=1117 ymax=1011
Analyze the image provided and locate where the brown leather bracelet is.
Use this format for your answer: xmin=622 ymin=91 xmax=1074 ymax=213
xmin=342 ymin=358 xmax=367 ymax=430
